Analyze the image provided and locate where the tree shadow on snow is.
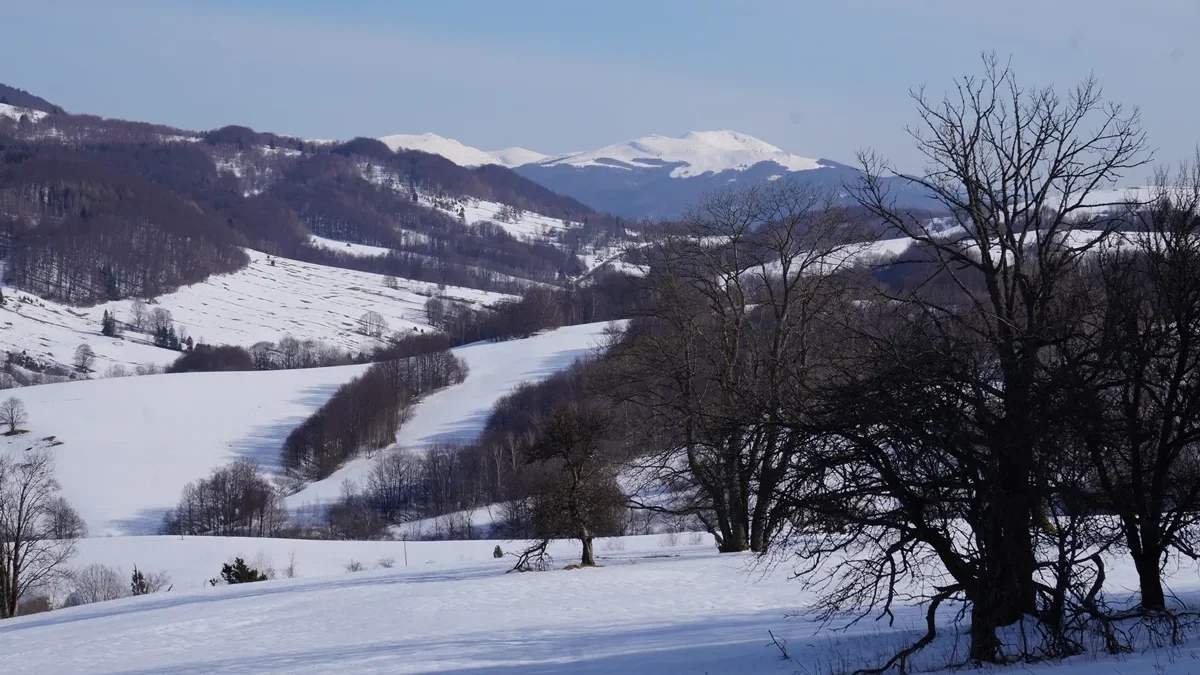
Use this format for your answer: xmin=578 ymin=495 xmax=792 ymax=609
xmin=228 ymin=383 xmax=348 ymax=467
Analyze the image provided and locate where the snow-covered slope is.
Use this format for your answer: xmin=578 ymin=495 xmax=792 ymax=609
xmin=13 ymin=364 xmax=370 ymax=536
xmin=429 ymin=195 xmax=580 ymax=241
xmin=0 ymin=102 xmax=48 ymax=122
xmin=6 ymin=532 xmax=1195 ymax=674
xmin=13 ymin=322 xmax=614 ymax=535
xmin=286 ymin=321 xmax=617 ymax=509
xmin=539 ymin=129 xmax=825 ymax=178
xmin=0 ymin=249 xmax=507 ymax=376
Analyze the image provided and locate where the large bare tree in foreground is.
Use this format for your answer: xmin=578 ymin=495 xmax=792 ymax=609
xmin=0 ymin=450 xmax=78 ymax=617
xmin=796 ymin=53 xmax=1149 ymax=666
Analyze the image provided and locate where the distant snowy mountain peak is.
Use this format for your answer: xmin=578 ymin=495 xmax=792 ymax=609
xmin=378 ymin=132 xmax=501 ymax=167
xmin=376 ymin=133 xmax=548 ymax=168
xmin=538 ymin=129 xmax=825 ymax=178
xmin=487 ymin=146 xmax=549 ymax=167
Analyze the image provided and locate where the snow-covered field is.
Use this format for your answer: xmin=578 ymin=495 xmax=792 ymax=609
xmin=10 ymin=322 xmax=615 ymax=535
xmin=12 ymin=364 xmax=369 ymax=536
xmin=286 ymin=321 xmax=618 ymax=509
xmin=308 ymin=235 xmax=397 ymax=258
xmin=0 ymin=249 xmax=507 ymax=375
xmin=4 ymin=532 xmax=1197 ymax=674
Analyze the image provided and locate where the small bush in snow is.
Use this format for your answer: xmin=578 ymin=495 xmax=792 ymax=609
xmin=687 ymin=532 xmax=704 ymax=546
xmin=376 ymin=556 xmax=395 ymax=569
xmin=658 ymin=532 xmax=681 ymax=548
xmin=284 ymin=551 xmax=297 ymax=579
xmin=66 ymin=564 xmax=127 ymax=607
xmin=492 ymin=545 xmax=504 ymax=559
xmin=219 ymin=557 xmax=268 ymax=584
xmin=131 ymin=565 xmax=172 ymax=596
xmin=345 ymin=560 xmax=364 ymax=573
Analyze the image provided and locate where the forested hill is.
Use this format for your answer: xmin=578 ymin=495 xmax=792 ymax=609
xmin=0 ymin=86 xmax=636 ymax=306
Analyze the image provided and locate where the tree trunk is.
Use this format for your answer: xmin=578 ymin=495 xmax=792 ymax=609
xmin=1133 ymin=548 xmax=1166 ymax=611
xmin=580 ymin=536 xmax=595 ymax=567
xmin=719 ymin=521 xmax=749 ymax=553
xmin=969 ymin=594 xmax=1003 ymax=663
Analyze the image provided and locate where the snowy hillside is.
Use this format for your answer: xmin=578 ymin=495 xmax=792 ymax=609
xmin=539 ymin=129 xmax=825 ymax=178
xmin=13 ymin=364 xmax=369 ymax=535
xmin=12 ymin=322 xmax=614 ymax=535
xmin=0 ymin=102 xmax=47 ymax=122
xmin=5 ymin=532 xmax=1196 ymax=674
xmin=0 ymin=250 xmax=507 ymax=376
xmin=426 ymin=194 xmax=581 ymax=241
xmin=287 ymin=321 xmax=617 ymax=509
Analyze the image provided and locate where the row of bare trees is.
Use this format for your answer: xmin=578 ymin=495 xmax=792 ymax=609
xmin=599 ymin=56 xmax=1200 ymax=667
xmin=162 ymin=459 xmax=287 ymax=537
xmin=281 ymin=348 xmax=468 ymax=481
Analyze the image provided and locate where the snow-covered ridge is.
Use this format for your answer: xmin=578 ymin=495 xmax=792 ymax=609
xmin=376 ymin=129 xmax=825 ymax=178
xmin=377 ymin=133 xmax=545 ymax=168
xmin=540 ymin=129 xmax=826 ymax=178
xmin=488 ymin=146 xmax=549 ymax=167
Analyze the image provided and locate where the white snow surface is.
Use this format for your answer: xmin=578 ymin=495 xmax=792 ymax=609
xmin=377 ymin=133 xmax=551 ymax=169
xmin=5 ymin=532 xmax=1198 ymax=674
xmin=0 ymin=250 xmax=504 ymax=375
xmin=0 ymin=102 xmax=48 ymax=122
xmin=378 ymin=132 xmax=502 ymax=167
xmin=286 ymin=321 xmax=618 ymax=509
xmin=486 ymin=146 xmax=549 ymax=167
xmin=12 ymin=364 xmax=369 ymax=536
xmin=12 ymin=322 xmax=614 ymax=535
xmin=540 ymin=129 xmax=825 ymax=178
xmin=94 ymin=249 xmax=505 ymax=355
xmin=308 ymin=235 xmax=395 ymax=258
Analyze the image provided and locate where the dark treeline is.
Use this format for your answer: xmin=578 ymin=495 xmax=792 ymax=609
xmin=0 ymin=83 xmax=64 ymax=114
xmin=0 ymin=150 xmax=248 ymax=304
xmin=166 ymin=335 xmax=357 ymax=374
xmin=281 ymin=348 xmax=468 ymax=482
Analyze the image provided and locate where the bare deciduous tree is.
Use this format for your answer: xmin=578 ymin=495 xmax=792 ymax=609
xmin=1073 ymin=157 xmax=1200 ymax=612
xmin=46 ymin=496 xmax=88 ymax=540
xmin=608 ymin=178 xmax=861 ymax=553
xmin=526 ymin=402 xmax=625 ymax=567
xmin=359 ymin=311 xmax=388 ymax=338
xmin=74 ymin=344 xmax=96 ymax=372
xmin=65 ymin=563 xmax=126 ymax=607
xmin=0 ymin=397 xmax=27 ymax=434
xmin=807 ymin=52 xmax=1149 ymax=665
xmin=128 ymin=299 xmax=148 ymax=332
xmin=0 ymin=450 xmax=78 ymax=617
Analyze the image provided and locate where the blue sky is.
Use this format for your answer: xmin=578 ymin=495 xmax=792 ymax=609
xmin=1 ymin=0 xmax=1196 ymax=174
